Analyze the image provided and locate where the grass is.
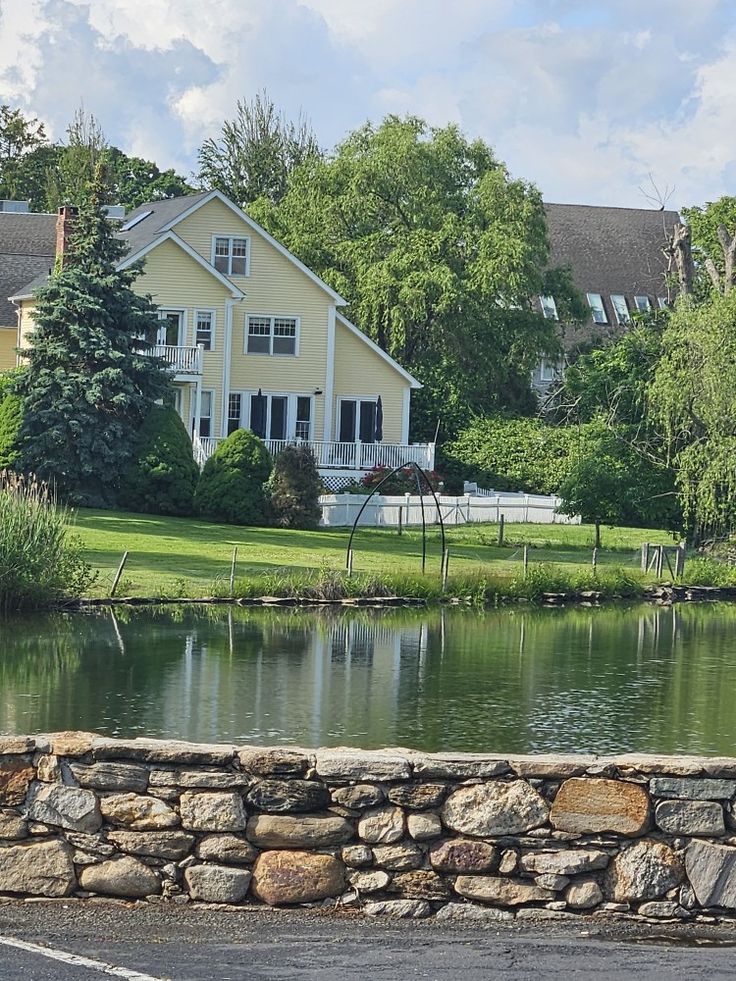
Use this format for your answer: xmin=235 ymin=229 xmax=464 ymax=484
xmin=70 ymin=507 xmax=678 ymax=599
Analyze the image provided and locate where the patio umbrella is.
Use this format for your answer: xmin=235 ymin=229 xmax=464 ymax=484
xmin=374 ymin=395 xmax=383 ymax=442
xmin=251 ymin=388 xmax=267 ymax=438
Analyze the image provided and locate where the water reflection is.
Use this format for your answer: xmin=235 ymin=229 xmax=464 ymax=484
xmin=2 ymin=603 xmax=736 ymax=755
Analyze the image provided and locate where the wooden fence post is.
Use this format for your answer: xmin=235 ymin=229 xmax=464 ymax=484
xmin=641 ymin=543 xmax=650 ymax=573
xmin=110 ymin=551 xmax=129 ymax=597
xmin=676 ymin=543 xmax=686 ymax=578
xmin=442 ymin=549 xmax=450 ymax=592
xmin=655 ymin=545 xmax=664 ymax=578
xmin=498 ymin=514 xmax=505 ymax=547
xmin=592 ymin=547 xmax=598 ymax=571
xmin=523 ymin=544 xmax=529 ymax=575
xmin=398 ymin=506 xmax=403 ymax=536
xmin=229 ymin=547 xmax=238 ymax=597
xmin=347 ymin=549 xmax=354 ymax=577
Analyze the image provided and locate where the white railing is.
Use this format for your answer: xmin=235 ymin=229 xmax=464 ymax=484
xmin=152 ymin=344 xmax=203 ymax=375
xmin=191 ymin=435 xmax=435 ymax=471
xmin=319 ymin=493 xmax=581 ymax=527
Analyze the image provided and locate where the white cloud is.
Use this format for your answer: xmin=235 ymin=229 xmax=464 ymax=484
xmin=0 ymin=0 xmax=735 ymax=208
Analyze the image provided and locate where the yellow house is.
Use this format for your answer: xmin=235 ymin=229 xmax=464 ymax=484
xmin=10 ymin=191 xmax=433 ymax=487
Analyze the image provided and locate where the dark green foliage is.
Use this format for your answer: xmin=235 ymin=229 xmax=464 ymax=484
xmin=195 ymin=429 xmax=272 ymax=526
xmin=16 ymin=167 xmax=170 ymax=507
xmin=0 ymin=391 xmax=22 ymax=470
xmin=268 ymin=444 xmax=322 ymax=529
xmin=557 ymin=425 xmax=681 ymax=532
xmin=119 ymin=405 xmax=199 ymax=516
xmin=445 ymin=415 xmax=581 ymax=495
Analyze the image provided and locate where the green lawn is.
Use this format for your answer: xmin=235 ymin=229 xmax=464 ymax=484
xmin=70 ymin=508 xmax=676 ymax=597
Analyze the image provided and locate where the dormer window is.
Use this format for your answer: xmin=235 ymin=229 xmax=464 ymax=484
xmin=634 ymin=295 xmax=651 ymax=312
xmin=212 ymin=235 xmax=249 ymax=276
xmin=540 ymin=295 xmax=558 ymax=320
xmin=610 ymin=294 xmax=630 ymax=325
xmin=587 ymin=293 xmax=607 ymax=324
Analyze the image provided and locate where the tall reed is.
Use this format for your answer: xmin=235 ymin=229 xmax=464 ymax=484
xmin=0 ymin=473 xmax=94 ymax=613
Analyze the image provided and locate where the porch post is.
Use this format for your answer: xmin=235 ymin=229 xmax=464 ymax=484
xmin=356 ymin=439 xmax=362 ymax=470
xmin=193 ymin=378 xmax=203 ymax=439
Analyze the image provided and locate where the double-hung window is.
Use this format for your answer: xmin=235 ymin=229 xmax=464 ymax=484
xmin=195 ymin=310 xmax=214 ymax=351
xmin=198 ymin=390 xmax=213 ymax=438
xmin=610 ymin=294 xmax=630 ymax=325
xmin=246 ymin=315 xmax=298 ymax=356
xmin=227 ymin=393 xmax=242 ymax=435
xmin=587 ymin=293 xmax=607 ymax=324
xmin=213 ymin=236 xmax=249 ymax=276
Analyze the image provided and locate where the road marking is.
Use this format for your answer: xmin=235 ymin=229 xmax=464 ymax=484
xmin=0 ymin=934 xmax=167 ymax=980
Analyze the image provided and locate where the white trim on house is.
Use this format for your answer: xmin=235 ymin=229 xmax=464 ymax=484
xmin=401 ymin=387 xmax=410 ymax=445
xmin=119 ymin=230 xmax=246 ymax=298
xmin=244 ymin=313 xmax=300 ymax=357
xmin=335 ymin=312 xmax=422 ymax=389
xmin=324 ymin=305 xmax=336 ymax=442
xmin=193 ymin=308 xmax=216 ymax=351
xmin=221 ymin=298 xmax=236 ymax=437
xmin=157 ymin=189 xmax=347 ymax=306
xmin=156 ymin=307 xmax=187 ymax=346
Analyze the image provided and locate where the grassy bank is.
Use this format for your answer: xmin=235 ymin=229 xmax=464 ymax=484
xmin=71 ymin=508 xmax=679 ymax=600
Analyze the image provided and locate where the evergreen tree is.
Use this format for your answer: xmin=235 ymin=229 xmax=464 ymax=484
xmin=16 ymin=166 xmax=170 ymax=507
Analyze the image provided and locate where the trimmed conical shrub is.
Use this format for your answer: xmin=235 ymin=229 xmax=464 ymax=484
xmin=194 ymin=428 xmax=272 ymax=525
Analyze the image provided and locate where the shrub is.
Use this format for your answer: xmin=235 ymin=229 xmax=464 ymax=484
xmin=0 ymin=473 xmax=95 ymax=612
xmin=0 ymin=393 xmax=22 ymax=470
xmin=268 ymin=444 xmax=322 ymax=529
xmin=195 ymin=429 xmax=272 ymax=525
xmin=344 ymin=465 xmax=442 ymax=495
xmin=119 ymin=405 xmax=199 ymax=516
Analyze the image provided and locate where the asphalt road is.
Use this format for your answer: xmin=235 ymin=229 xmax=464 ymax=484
xmin=0 ymin=902 xmax=735 ymax=981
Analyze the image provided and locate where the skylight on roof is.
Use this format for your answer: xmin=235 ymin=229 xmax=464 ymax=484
xmin=121 ymin=209 xmax=153 ymax=232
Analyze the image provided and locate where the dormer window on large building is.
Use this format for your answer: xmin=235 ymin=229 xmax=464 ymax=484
xmin=586 ymin=293 xmax=607 ymax=324
xmin=540 ymin=295 xmax=558 ymax=320
xmin=213 ymin=235 xmax=249 ymax=275
xmin=610 ymin=294 xmax=630 ymax=325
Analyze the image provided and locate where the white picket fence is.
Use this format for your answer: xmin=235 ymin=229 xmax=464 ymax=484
xmin=319 ymin=492 xmax=580 ymax=528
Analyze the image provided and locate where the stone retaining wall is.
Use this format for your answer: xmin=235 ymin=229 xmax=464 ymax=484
xmin=3 ymin=735 xmax=736 ymax=923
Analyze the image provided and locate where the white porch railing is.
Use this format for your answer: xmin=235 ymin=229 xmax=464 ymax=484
xmin=192 ymin=435 xmax=435 ymax=471
xmin=152 ymin=344 xmax=203 ymax=375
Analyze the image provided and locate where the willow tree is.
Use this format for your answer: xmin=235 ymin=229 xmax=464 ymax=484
xmin=251 ymin=115 xmax=582 ymax=438
xmin=650 ymin=291 xmax=736 ymax=540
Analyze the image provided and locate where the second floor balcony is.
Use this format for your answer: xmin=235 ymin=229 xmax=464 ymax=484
xmin=151 ymin=344 xmax=203 ymax=376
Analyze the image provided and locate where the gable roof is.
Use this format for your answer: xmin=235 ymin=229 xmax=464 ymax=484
xmin=336 ymin=312 xmax=421 ymax=389
xmin=544 ymin=202 xmax=679 ymax=299
xmin=117 ymin=229 xmax=246 ymax=298
xmin=0 ymin=213 xmax=56 ymax=325
xmin=122 ymin=189 xmax=348 ymax=306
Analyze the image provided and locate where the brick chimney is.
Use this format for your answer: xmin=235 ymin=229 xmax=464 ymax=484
xmin=55 ymin=206 xmax=78 ymax=267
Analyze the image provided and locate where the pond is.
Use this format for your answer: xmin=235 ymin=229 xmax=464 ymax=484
xmin=1 ymin=603 xmax=736 ymax=755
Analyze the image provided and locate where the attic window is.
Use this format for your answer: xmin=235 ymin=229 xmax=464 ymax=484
xmin=213 ymin=235 xmax=249 ymax=276
xmin=539 ymin=295 xmax=558 ymax=320
xmin=121 ymin=210 xmax=152 ymax=231
xmin=634 ymin=295 xmax=651 ymax=312
xmin=587 ymin=293 xmax=607 ymax=324
xmin=610 ymin=294 xmax=630 ymax=325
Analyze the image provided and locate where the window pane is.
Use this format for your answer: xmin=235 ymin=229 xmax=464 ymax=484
xmin=634 ymin=295 xmax=650 ymax=311
xmin=247 ymin=317 xmax=271 ymax=354
xmin=200 ymin=391 xmax=212 ymax=416
xmin=227 ymin=393 xmax=241 ymax=434
xmin=611 ymin=294 xmax=630 ymax=324
xmin=214 ymin=238 xmax=229 ymax=256
xmin=199 ymin=390 xmax=212 ymax=438
xmin=214 ymin=254 xmax=229 ymax=273
xmin=270 ymin=396 xmax=288 ymax=440
xmin=196 ymin=311 xmax=213 ymax=350
xmin=296 ymin=396 xmax=311 ymax=439
xmin=247 ymin=334 xmax=270 ymax=354
xmin=587 ymin=293 xmax=607 ymax=324
xmin=540 ymin=295 xmax=558 ymax=320
xmin=250 ymin=395 xmax=267 ymax=438
xmin=359 ymin=401 xmax=377 ymax=444
xmin=273 ymin=335 xmax=296 ymax=354
xmin=657 ymin=297 xmax=668 ymax=309
xmin=339 ymin=401 xmax=356 ymax=442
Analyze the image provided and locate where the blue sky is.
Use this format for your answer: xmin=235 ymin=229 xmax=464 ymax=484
xmin=1 ymin=0 xmax=735 ymax=209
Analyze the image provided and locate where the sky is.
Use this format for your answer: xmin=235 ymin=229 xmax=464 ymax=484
xmin=1 ymin=0 xmax=735 ymax=209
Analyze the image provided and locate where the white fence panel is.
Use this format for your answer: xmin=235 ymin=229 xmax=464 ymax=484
xmin=319 ymin=493 xmax=581 ymax=528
